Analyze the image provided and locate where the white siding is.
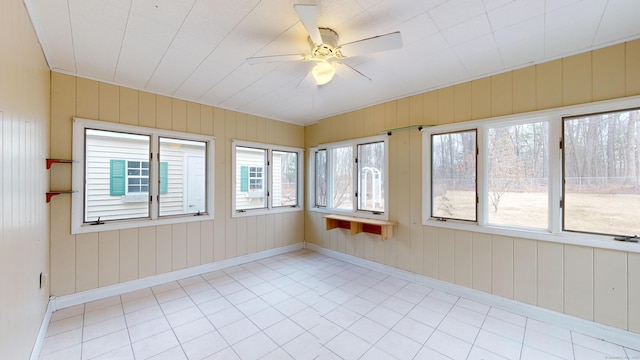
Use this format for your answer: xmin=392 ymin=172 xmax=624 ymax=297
xmin=159 ymin=142 xmax=206 ymax=216
xmin=158 ymin=148 xmax=184 ymax=216
xmin=85 ymin=133 xmax=149 ymax=221
xmin=235 ymin=148 xmax=266 ymax=209
xmin=272 ymin=153 xmax=283 ymax=206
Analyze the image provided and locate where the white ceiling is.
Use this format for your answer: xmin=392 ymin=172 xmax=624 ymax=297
xmin=25 ymin=0 xmax=640 ymax=126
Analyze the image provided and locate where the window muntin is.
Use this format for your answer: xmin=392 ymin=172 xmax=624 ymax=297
xmin=232 ymin=141 xmax=303 ymax=216
xmin=315 ymin=149 xmax=327 ymax=207
xmin=487 ymin=122 xmax=549 ymax=229
xmin=158 ymin=137 xmax=208 ymax=217
xmin=235 ymin=146 xmax=268 ymax=211
xmin=272 ymin=150 xmax=298 ymax=207
xmin=73 ymin=118 xmax=214 ymax=234
xmin=310 ymin=136 xmax=388 ymax=219
xmin=357 ymin=142 xmax=385 ymax=213
xmin=431 ymin=130 xmax=477 ymax=221
xmin=563 ymin=108 xmax=640 ymax=237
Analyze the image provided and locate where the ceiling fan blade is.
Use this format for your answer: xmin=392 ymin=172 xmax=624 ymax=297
xmin=293 ymin=4 xmax=323 ymax=46
xmin=335 ymin=62 xmax=372 ymax=82
xmin=246 ymin=54 xmax=305 ymax=65
xmin=296 ymin=69 xmax=316 ymax=88
xmin=338 ymin=31 xmax=402 ymax=57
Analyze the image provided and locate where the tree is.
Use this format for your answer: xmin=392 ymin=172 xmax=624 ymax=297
xmin=487 ymin=125 xmax=531 ymax=212
xmin=625 ymin=111 xmax=639 ymax=190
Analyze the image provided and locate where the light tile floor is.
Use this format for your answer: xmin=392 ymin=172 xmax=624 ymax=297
xmin=40 ymin=249 xmax=640 ymax=360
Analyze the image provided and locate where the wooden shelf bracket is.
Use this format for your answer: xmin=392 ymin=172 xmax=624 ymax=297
xmin=46 ymin=158 xmax=74 ymax=169
xmin=46 ymin=191 xmax=76 ymax=203
xmin=46 ymin=158 xmax=75 ymax=202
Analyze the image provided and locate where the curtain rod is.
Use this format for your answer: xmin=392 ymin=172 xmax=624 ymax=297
xmin=378 ymin=124 xmax=433 ymax=136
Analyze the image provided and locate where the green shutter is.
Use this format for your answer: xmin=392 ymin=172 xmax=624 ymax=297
xmin=240 ymin=165 xmax=248 ymax=192
xmin=159 ymin=161 xmax=168 ymax=194
xmin=110 ymin=159 xmax=126 ymax=196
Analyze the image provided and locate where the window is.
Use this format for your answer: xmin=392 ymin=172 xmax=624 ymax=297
xmin=425 ymin=121 xmax=550 ymax=229
xmin=422 ymin=95 xmax=640 ymax=247
xmin=310 ymin=135 xmax=388 ymax=220
xmin=235 ymin=146 xmax=267 ymax=211
xmin=563 ymin=108 xmax=640 ymax=237
xmin=358 ymin=142 xmax=385 ymax=212
xmin=158 ymin=137 xmax=208 ymax=217
xmin=232 ymin=141 xmax=303 ymax=216
xmin=72 ymin=118 xmax=214 ymax=234
xmin=315 ymin=149 xmax=327 ymax=207
xmin=431 ymin=130 xmax=477 ymax=221
xmin=272 ymin=150 xmax=299 ymax=207
xmin=125 ymin=161 xmax=149 ymax=193
xmin=332 ymin=145 xmax=354 ymax=210
xmin=487 ymin=121 xmax=548 ymax=229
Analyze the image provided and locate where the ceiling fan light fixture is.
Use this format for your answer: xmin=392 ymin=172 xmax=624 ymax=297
xmin=312 ymin=61 xmax=335 ymax=85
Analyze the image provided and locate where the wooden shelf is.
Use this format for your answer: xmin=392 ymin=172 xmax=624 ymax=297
xmin=324 ymin=214 xmax=397 ymax=241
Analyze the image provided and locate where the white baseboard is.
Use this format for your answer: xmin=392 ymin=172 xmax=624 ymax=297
xmin=30 ymin=296 xmax=55 ymax=360
xmin=53 ymin=243 xmax=303 ymax=310
xmin=304 ymin=242 xmax=640 ymax=351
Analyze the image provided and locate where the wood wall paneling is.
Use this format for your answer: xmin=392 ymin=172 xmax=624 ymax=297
xmin=594 ymin=248 xmax=627 ymax=329
xmin=563 ymin=245 xmax=594 ymax=321
xmin=513 ymin=238 xmax=537 ymax=305
xmin=626 ymin=39 xmax=640 ymax=96
xmin=119 ymin=228 xmax=139 ymax=282
xmin=562 ymin=53 xmax=592 ymax=106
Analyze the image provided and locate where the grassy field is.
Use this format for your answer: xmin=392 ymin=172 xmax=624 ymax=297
xmin=433 ymin=190 xmax=640 ymax=236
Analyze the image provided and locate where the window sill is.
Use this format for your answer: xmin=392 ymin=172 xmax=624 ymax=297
xmin=423 ymin=218 xmax=640 ymax=254
xmin=309 ymin=206 xmax=388 ymax=221
xmin=232 ymin=206 xmax=302 ymax=218
xmin=72 ymin=213 xmax=213 ymax=234
xmin=121 ymin=194 xmax=148 ymax=203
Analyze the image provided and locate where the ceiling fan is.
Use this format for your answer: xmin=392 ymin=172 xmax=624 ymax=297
xmin=246 ymin=4 xmax=403 ymax=86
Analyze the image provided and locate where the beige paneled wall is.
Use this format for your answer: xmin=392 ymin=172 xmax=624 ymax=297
xmin=304 ymin=39 xmax=640 ymax=333
xmin=49 ymin=73 xmax=304 ymax=297
xmin=0 ymin=0 xmax=51 ymax=358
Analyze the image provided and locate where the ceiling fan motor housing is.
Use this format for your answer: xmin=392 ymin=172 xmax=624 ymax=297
xmin=310 ymin=28 xmax=340 ymax=59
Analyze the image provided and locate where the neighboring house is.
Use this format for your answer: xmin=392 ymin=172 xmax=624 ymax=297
xmin=235 ymin=147 xmax=295 ymax=210
xmin=85 ymin=130 xmax=206 ymax=221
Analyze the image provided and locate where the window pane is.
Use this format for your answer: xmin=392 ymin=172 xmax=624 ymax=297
xmin=358 ymin=142 xmax=385 ymax=212
xmin=315 ymin=150 xmax=327 ymax=207
xmin=235 ymin=146 xmax=267 ymax=210
xmin=563 ymin=109 xmax=640 ymax=236
xmin=159 ymin=137 xmax=207 ymax=216
xmin=272 ymin=151 xmax=298 ymax=207
xmin=431 ymin=130 xmax=477 ymax=221
xmin=487 ymin=122 xmax=549 ymax=229
xmin=85 ymin=129 xmax=150 ymax=222
xmin=332 ymin=146 xmax=353 ymax=210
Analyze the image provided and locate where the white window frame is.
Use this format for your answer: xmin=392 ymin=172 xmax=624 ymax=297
xmin=422 ymin=95 xmax=640 ymax=252
xmin=72 ymin=118 xmax=215 ymax=234
xmin=309 ymin=135 xmax=389 ymax=221
xmin=231 ymin=140 xmax=304 ymax=217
